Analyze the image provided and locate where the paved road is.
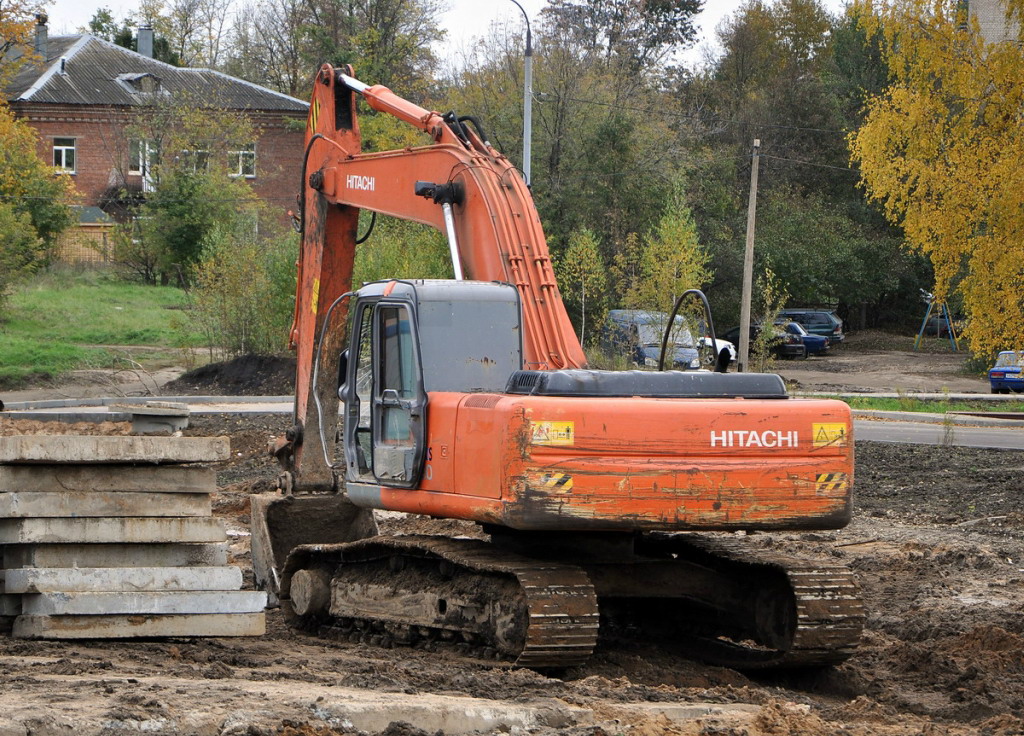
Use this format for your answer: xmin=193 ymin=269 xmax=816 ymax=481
xmin=5 ymin=396 xmax=1024 ymax=451
xmin=855 ymin=419 xmax=1024 ymax=450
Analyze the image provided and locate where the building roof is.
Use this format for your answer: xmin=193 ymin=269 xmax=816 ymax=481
xmin=72 ymin=205 xmax=114 ymax=224
xmin=6 ymin=34 xmax=307 ymax=113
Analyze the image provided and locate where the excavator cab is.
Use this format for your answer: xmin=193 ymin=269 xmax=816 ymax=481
xmin=339 ymin=279 xmax=522 ymax=487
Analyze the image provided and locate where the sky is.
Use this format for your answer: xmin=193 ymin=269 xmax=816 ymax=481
xmin=42 ymin=0 xmax=849 ymax=66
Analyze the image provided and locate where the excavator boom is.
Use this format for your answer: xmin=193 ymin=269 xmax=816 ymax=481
xmin=286 ymin=65 xmax=584 ymax=491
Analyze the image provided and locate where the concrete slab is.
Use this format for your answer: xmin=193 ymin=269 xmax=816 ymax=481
xmin=21 ymin=590 xmax=266 ymax=615
xmin=0 ymin=465 xmax=216 ymax=493
xmin=0 ymin=517 xmax=227 ymax=544
xmin=0 ymin=595 xmax=20 ymax=616
xmin=13 ymin=612 xmax=265 ymax=638
xmin=4 ymin=566 xmax=243 ymax=593
xmin=308 ymin=692 xmax=591 ymax=734
xmin=3 ymin=543 xmax=229 ymax=568
xmin=109 ymin=402 xmax=190 ymax=416
xmin=0 ymin=492 xmax=210 ymax=518
xmin=110 ymin=403 xmax=190 ymax=435
xmin=0 ymin=436 xmax=229 ymax=465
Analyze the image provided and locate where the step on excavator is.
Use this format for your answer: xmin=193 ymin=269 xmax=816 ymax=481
xmin=249 ymin=64 xmax=864 ymax=670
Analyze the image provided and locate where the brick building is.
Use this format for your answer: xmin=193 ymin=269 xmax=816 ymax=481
xmin=5 ymin=20 xmax=308 ymax=260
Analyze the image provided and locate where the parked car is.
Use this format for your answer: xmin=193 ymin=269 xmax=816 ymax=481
xmin=776 ymin=320 xmax=829 ymax=356
xmin=701 ymin=336 xmax=737 ymax=364
xmin=778 ymin=309 xmax=844 ymax=343
xmin=720 ymin=324 xmax=807 ymax=360
xmin=603 ymin=310 xmax=701 ymax=370
xmin=989 ymin=351 xmax=1023 ymax=394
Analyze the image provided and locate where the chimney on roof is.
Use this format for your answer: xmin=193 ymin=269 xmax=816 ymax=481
xmin=34 ymin=13 xmax=48 ymax=57
xmin=138 ymin=25 xmax=154 ymax=58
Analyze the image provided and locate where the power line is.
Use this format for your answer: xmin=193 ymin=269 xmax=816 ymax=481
xmin=539 ymin=92 xmax=853 ymax=135
xmin=759 ymin=154 xmax=859 ymax=173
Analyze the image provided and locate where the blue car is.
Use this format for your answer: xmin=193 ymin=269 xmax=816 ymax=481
xmin=776 ymin=320 xmax=829 ymax=356
xmin=989 ymin=351 xmax=1023 ymax=394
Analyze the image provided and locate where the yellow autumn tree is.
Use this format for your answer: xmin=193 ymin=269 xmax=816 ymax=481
xmin=849 ymin=0 xmax=1024 ymax=354
xmin=623 ymin=183 xmax=711 ymax=315
xmin=555 ymin=228 xmax=609 ymax=344
xmin=0 ymin=0 xmax=45 ymax=88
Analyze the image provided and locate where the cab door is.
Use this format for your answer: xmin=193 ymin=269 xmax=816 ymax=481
xmin=342 ymin=297 xmax=427 ymax=488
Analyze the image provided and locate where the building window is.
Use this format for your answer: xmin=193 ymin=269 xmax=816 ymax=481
xmin=177 ymin=150 xmax=210 ymax=174
xmin=53 ymin=137 xmax=76 ymax=173
xmin=229 ymin=143 xmax=256 ymax=178
xmin=128 ymin=140 xmax=158 ymax=192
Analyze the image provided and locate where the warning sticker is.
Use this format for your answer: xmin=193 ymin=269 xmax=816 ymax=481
xmin=530 ymin=472 xmax=575 ymax=493
xmin=531 ymin=420 xmax=575 ymax=446
xmin=815 ymin=472 xmax=849 ymax=492
xmin=812 ymin=423 xmax=847 ymax=448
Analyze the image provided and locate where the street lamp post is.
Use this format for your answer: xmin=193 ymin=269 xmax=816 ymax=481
xmin=507 ymin=0 xmax=533 ymax=186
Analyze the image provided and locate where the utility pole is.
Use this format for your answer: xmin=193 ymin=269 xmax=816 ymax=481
xmin=738 ymin=139 xmax=761 ymax=373
xmin=508 ymin=0 xmax=533 ymax=185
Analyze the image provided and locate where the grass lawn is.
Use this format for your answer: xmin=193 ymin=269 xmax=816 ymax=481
xmin=0 ymin=268 xmax=199 ymax=388
xmin=837 ymin=395 xmax=1024 ymax=414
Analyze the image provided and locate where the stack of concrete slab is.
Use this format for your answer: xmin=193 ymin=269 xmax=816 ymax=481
xmin=0 ymin=435 xmax=266 ymax=638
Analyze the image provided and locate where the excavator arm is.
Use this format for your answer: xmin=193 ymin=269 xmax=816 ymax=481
xmin=285 ymin=64 xmax=585 ymax=492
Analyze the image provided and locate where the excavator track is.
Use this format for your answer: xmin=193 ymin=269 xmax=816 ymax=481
xmin=280 ymin=535 xmax=600 ymax=668
xmin=628 ymin=534 xmax=865 ymax=669
xmin=280 ymin=532 xmax=863 ymax=671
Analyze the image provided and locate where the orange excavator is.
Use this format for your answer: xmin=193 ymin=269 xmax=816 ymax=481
xmin=250 ymin=64 xmax=863 ymax=670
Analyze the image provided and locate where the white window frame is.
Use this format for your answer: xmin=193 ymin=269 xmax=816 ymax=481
xmin=229 ymin=142 xmax=256 ymax=179
xmin=53 ymin=137 xmax=76 ymax=173
xmin=128 ymin=139 xmax=158 ymax=192
xmin=179 ymin=149 xmax=211 ymax=174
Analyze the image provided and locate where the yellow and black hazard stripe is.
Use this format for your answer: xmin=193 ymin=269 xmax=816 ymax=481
xmin=815 ymin=472 xmax=849 ymax=492
xmin=310 ymin=99 xmax=321 ymax=131
xmin=541 ymin=472 xmax=574 ymax=493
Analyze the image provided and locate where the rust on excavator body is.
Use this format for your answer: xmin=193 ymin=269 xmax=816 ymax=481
xmin=344 ymin=392 xmax=853 ymax=532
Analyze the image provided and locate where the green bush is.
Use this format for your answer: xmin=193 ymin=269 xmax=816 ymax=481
xmin=0 ymin=203 xmax=46 ymax=316
xmin=184 ymin=223 xmax=298 ymax=358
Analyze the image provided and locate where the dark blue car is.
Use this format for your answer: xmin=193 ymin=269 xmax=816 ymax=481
xmin=777 ymin=320 xmax=829 ymax=356
xmin=989 ymin=351 xmax=1023 ymax=394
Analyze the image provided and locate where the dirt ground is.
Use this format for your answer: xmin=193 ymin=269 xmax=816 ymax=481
xmin=2 ymin=341 xmax=1022 ymax=735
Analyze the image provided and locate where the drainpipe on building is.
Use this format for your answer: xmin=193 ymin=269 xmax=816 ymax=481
xmin=138 ymin=25 xmax=154 ymax=58
xmin=34 ymin=14 xmax=48 ymax=57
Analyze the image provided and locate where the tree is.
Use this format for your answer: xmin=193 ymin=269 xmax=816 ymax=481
xmin=0 ymin=103 xmax=76 ymax=251
xmin=186 ymin=221 xmax=297 ymax=357
xmin=542 ymin=0 xmax=702 ymax=70
xmin=555 ymin=228 xmax=608 ymax=343
xmin=114 ymin=93 xmax=259 ymax=283
xmin=0 ymin=0 xmax=44 ymax=88
xmin=0 ymin=202 xmax=44 ymax=315
xmin=226 ymin=0 xmax=307 ymax=95
xmin=621 ymin=184 xmax=711 ymax=313
xmin=0 ymin=102 xmax=74 ymax=319
xmin=850 ymin=0 xmax=1024 ymax=354
xmin=226 ymin=0 xmax=444 ymax=98
xmin=351 ymin=216 xmax=452 ymax=285
xmin=88 ymin=8 xmax=182 ymax=65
